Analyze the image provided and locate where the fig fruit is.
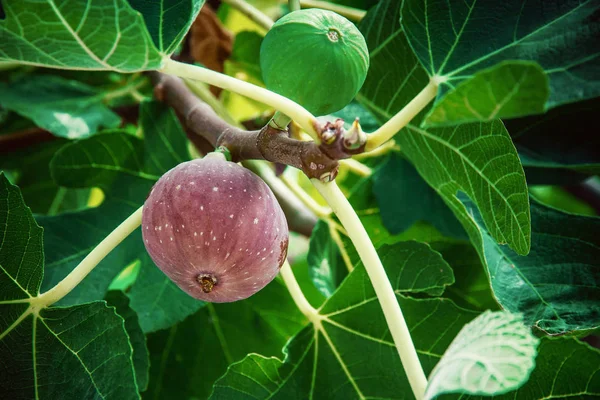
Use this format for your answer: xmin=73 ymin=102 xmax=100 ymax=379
xmin=142 ymin=152 xmax=289 ymax=303
xmin=260 ymin=9 xmax=369 ymax=116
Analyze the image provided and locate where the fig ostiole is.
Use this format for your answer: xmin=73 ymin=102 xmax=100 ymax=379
xmin=142 ymin=152 xmax=289 ymax=303
xmin=260 ymin=9 xmax=369 ymax=116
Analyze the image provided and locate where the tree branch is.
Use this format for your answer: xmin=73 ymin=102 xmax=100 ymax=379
xmin=149 ymin=70 xmax=320 ymax=235
xmin=150 ymin=70 xmax=348 ymax=181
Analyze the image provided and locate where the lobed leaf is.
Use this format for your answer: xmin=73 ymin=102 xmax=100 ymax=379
xmin=0 ymin=174 xmax=140 ymax=399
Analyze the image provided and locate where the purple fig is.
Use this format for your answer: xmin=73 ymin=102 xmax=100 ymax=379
xmin=142 ymin=152 xmax=289 ymax=302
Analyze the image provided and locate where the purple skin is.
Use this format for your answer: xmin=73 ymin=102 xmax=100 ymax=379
xmin=142 ymin=152 xmax=289 ymax=302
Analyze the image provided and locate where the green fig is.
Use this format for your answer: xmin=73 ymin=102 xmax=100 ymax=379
xmin=260 ymin=9 xmax=369 ymax=116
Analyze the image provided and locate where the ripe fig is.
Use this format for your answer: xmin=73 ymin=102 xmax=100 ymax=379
xmin=142 ymin=152 xmax=289 ymax=303
xmin=260 ymin=9 xmax=369 ymax=116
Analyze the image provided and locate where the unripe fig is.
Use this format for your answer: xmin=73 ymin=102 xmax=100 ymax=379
xmin=260 ymin=9 xmax=369 ymax=116
xmin=142 ymin=152 xmax=289 ymax=303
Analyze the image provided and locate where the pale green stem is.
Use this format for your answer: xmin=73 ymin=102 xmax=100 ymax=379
xmin=221 ymin=0 xmax=274 ymax=31
xmin=340 ymin=158 xmax=372 ymax=177
xmin=289 ymin=0 xmax=301 ymax=11
xmin=34 ymin=206 xmax=143 ymax=307
xmin=285 ymin=0 xmax=366 ymax=22
xmin=365 ymin=79 xmax=439 ymax=152
xmin=280 ymin=173 xmax=332 ymax=218
xmin=160 ymin=59 xmax=320 ymax=140
xmin=280 ymin=260 xmax=319 ymax=322
xmin=353 ymin=139 xmax=399 ymax=160
xmin=269 ymin=110 xmax=293 ymax=130
xmin=311 ymin=179 xmax=427 ymax=400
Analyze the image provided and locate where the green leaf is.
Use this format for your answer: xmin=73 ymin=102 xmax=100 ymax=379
xmin=0 ymin=76 xmax=121 ymax=139
xmin=0 ymin=173 xmax=139 ymax=399
xmin=358 ymin=2 xmax=531 ymax=255
xmin=506 ymin=97 xmax=600 ymax=184
xmin=40 ymin=102 xmax=197 ymax=331
xmin=128 ymin=0 xmax=205 ymax=55
xmin=425 ymin=61 xmax=549 ymax=127
xmin=0 ymin=140 xmax=90 ymax=215
xmin=210 ymin=246 xmax=467 ymax=399
xmin=357 ymin=0 xmax=431 ymax=126
xmin=401 ymin=0 xmax=600 ymax=108
xmin=530 ymin=186 xmax=597 ymax=217
xmin=307 ymin=220 xmax=347 ymax=297
xmin=145 ymin=278 xmax=306 ymax=400
xmin=210 ymin=268 xmax=476 ymax=400
xmin=105 ymin=290 xmax=150 ymax=392
xmin=372 ymin=153 xmax=466 ymax=239
xmin=399 ymin=120 xmax=531 ymax=255
xmin=425 ymin=311 xmax=539 ymax=399
xmin=230 ymin=30 xmax=263 ymax=81
xmin=0 ymin=0 xmax=164 ymax=71
xmin=128 ymin=253 xmax=204 ymax=333
xmin=462 ymin=196 xmax=600 ymax=335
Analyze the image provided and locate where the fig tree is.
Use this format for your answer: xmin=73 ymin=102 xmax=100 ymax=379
xmin=260 ymin=9 xmax=369 ymax=116
xmin=142 ymin=152 xmax=289 ymax=302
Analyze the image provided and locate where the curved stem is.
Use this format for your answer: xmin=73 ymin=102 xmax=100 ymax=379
xmin=340 ymin=158 xmax=372 ymax=177
xmin=222 ymin=0 xmax=274 ymax=31
xmin=280 ymin=173 xmax=332 ymax=218
xmin=365 ymin=80 xmax=439 ymax=152
xmin=311 ymin=179 xmax=427 ymax=400
xmin=34 ymin=206 xmax=143 ymax=307
xmin=160 ymin=59 xmax=320 ymax=140
xmin=280 ymin=260 xmax=319 ymax=323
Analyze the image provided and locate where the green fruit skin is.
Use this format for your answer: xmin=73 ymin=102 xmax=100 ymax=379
xmin=260 ymin=9 xmax=369 ymax=116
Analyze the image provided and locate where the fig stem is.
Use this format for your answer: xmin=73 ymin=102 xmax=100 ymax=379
xmin=288 ymin=0 xmax=301 ymax=12
xmin=365 ymin=79 xmax=439 ymax=152
xmin=311 ymin=179 xmax=427 ymax=400
xmin=160 ymin=59 xmax=320 ymax=141
xmin=221 ymin=0 xmax=274 ymax=31
xmin=33 ymin=206 xmax=143 ymax=308
xmin=269 ymin=111 xmax=292 ymax=131
xmin=280 ymin=172 xmax=332 ymax=218
xmin=340 ymin=158 xmax=372 ymax=177
xmin=280 ymin=261 xmax=318 ymax=322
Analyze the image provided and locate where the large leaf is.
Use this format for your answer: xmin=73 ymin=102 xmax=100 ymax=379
xmin=402 ymin=0 xmax=600 ymax=108
xmin=399 ymin=120 xmax=531 ymax=255
xmin=0 ymin=75 xmax=120 ymax=139
xmin=0 ymin=0 xmax=162 ymax=71
xmin=358 ymin=1 xmax=531 ymax=255
xmin=210 ymin=241 xmax=466 ymax=399
xmin=144 ymin=277 xmax=306 ymax=400
xmin=461 ymin=196 xmax=600 ymax=335
xmin=0 ymin=174 xmax=139 ymax=399
xmin=40 ymin=101 xmax=201 ymax=332
xmin=425 ymin=61 xmax=549 ymax=127
xmin=506 ymin=97 xmax=600 ymax=184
